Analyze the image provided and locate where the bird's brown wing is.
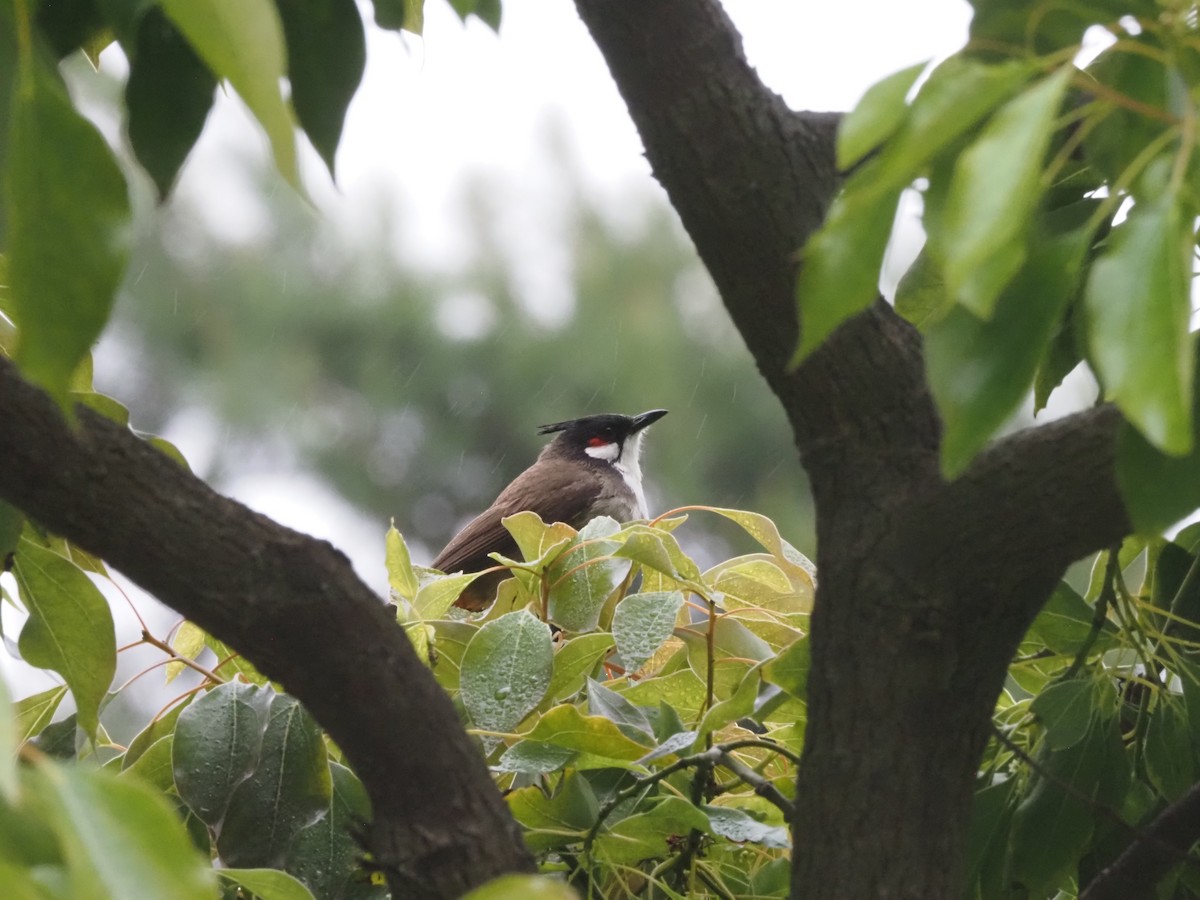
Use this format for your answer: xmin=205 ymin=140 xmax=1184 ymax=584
xmin=431 ymin=463 xmax=604 ymax=575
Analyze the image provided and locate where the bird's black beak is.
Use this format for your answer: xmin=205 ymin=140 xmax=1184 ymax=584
xmin=630 ymin=409 xmax=669 ymax=433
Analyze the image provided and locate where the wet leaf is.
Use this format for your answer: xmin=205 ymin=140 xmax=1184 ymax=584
xmin=461 ymin=610 xmax=553 ymax=737
xmin=612 ymin=591 xmax=683 ymax=672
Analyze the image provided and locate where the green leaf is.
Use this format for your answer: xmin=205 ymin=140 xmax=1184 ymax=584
xmin=837 ymin=62 xmax=926 ymax=170
xmin=941 ymin=67 xmax=1073 ymax=317
xmin=541 ymin=632 xmax=614 ymax=708
xmin=1116 ymin=356 xmax=1200 ymax=533
xmin=166 ymin=620 xmax=207 ymax=683
xmin=547 ymin=516 xmax=625 ymax=633
xmin=793 ymin=182 xmax=903 ymax=362
xmin=1029 ymin=678 xmax=1095 ymax=750
xmin=461 ymin=610 xmax=553 ymax=736
xmin=593 ymin=796 xmax=711 ymax=865
xmin=415 ymin=571 xmax=489 ymax=619
xmin=217 ymin=693 xmax=331 ymax=868
xmin=1086 ymin=190 xmax=1194 ymax=455
xmin=612 ymin=526 xmax=702 ymax=585
xmin=503 ymin=510 xmax=575 ymax=564
xmin=619 ymin=668 xmax=707 ymax=722
xmin=173 ymin=682 xmax=273 ymax=827
xmin=507 ymin=769 xmax=597 ymax=852
xmin=13 ymin=685 xmax=67 ymax=744
xmin=121 ymin=734 xmax=176 ymax=794
xmin=1008 ymin=715 xmax=1129 ymax=894
xmin=762 ymin=636 xmax=810 ymax=701
xmin=32 ymin=763 xmax=218 ymax=900
xmin=275 ymin=0 xmax=365 ymax=176
xmin=586 ymin=677 xmax=654 ymax=739
xmin=159 ymin=0 xmax=298 ymax=186
xmin=795 ymin=57 xmax=1035 ymax=361
xmin=219 ymin=868 xmax=315 ymax=900
xmin=1027 ymin=582 xmax=1114 ymax=656
xmin=385 ymin=523 xmax=419 ymax=602
xmin=927 ymin=223 xmax=1088 ymax=475
xmin=494 ymin=740 xmax=575 ymax=775
xmin=285 ymin=764 xmax=374 ymax=899
xmin=612 ymin=591 xmax=683 ymax=672
xmin=0 ymin=676 xmax=14 ymax=804
xmin=703 ymin=805 xmax=790 ymax=848
xmin=894 ymin=248 xmax=953 ymax=330
xmin=125 ymin=8 xmax=216 ymax=198
xmin=0 ymin=500 xmax=23 ymax=563
xmin=7 ymin=59 xmax=131 ymax=402
xmin=1144 ymin=698 xmax=1194 ymax=800
xmin=13 ymin=539 xmax=116 ymax=739
xmin=463 ymin=874 xmax=579 ymax=900
xmin=700 ymin=507 xmax=815 ymax=579
xmin=371 ymin=0 xmax=424 ymax=33
xmin=523 ymin=704 xmax=654 ymax=762
xmin=694 ymin=664 xmax=762 ymax=745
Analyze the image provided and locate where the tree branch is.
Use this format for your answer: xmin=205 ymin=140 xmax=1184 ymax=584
xmin=0 ymin=355 xmax=532 ymax=899
xmin=1080 ymin=781 xmax=1200 ymax=900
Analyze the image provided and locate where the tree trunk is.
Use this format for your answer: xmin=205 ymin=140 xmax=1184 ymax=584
xmin=572 ymin=0 xmax=1133 ymax=895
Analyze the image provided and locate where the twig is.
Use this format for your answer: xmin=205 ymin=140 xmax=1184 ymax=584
xmin=716 ymin=750 xmax=795 ymax=818
xmin=1065 ymin=547 xmax=1118 ymax=680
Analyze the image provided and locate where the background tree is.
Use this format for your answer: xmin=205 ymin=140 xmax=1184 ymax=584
xmin=5 ymin=0 xmax=1200 ymax=899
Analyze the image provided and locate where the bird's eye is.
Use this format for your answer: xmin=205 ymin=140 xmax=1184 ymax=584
xmin=587 ymin=436 xmax=608 ymax=447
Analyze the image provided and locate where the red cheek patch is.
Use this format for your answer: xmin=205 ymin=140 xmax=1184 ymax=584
xmin=588 ymin=436 xmax=607 ymax=447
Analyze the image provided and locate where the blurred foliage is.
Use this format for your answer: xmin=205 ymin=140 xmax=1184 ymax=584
xmin=102 ymin=134 xmax=814 ymax=562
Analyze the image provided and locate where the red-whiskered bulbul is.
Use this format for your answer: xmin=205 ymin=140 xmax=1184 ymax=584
xmin=433 ymin=409 xmax=668 ymax=610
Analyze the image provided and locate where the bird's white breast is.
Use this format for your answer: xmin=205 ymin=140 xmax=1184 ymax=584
xmin=614 ymin=431 xmax=649 ymax=519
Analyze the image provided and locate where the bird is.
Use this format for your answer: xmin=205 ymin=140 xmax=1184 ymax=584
xmin=433 ymin=409 xmax=668 ymax=611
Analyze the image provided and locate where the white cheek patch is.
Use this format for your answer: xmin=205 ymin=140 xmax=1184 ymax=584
xmin=585 ymin=441 xmax=621 ymax=462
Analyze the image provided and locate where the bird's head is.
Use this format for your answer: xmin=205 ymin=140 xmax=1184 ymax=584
xmin=537 ymin=409 xmax=668 ymax=464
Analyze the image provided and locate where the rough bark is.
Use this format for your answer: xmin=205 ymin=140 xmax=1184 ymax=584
xmin=0 ymin=356 xmax=533 ymax=899
xmin=571 ymin=0 xmax=1133 ymax=896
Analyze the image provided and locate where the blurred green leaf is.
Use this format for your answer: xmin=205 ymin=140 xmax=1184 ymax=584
xmin=0 ymin=677 xmax=14 ymax=804
xmin=31 ymin=763 xmax=218 ymax=900
xmin=0 ymin=500 xmax=23 ymax=563
xmin=160 ymin=0 xmax=298 ymax=186
xmin=218 ymin=693 xmax=331 ymax=868
xmin=941 ymin=67 xmax=1072 ymax=318
xmin=894 ymin=248 xmax=953 ymax=330
xmin=837 ymin=62 xmax=926 ymax=170
xmin=463 ymin=874 xmax=578 ymax=900
xmin=461 ymin=610 xmax=553 ymax=736
xmin=7 ymin=58 xmax=130 ymax=402
xmin=219 ymin=868 xmax=315 ymax=900
xmin=13 ymin=539 xmax=116 ymax=740
xmin=1087 ymin=190 xmax=1194 ymax=456
xmin=1115 ymin=354 xmax=1200 ymax=533
xmin=372 ymin=0 xmax=423 ymax=32
xmin=927 ymin=223 xmax=1088 ymax=476
xmin=275 ymin=0 xmax=365 ymax=176
xmin=123 ymin=698 xmax=188 ymax=770
xmin=173 ymin=682 xmax=273 ymax=828
xmin=125 ymin=8 xmax=216 ymax=198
